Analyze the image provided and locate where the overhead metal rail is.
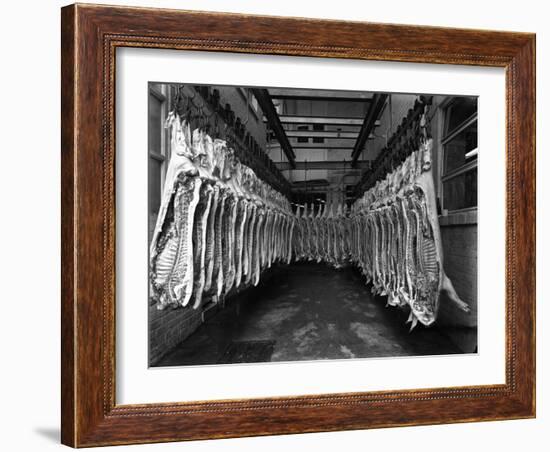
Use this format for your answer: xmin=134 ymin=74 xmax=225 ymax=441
xmin=269 ymin=142 xmax=362 ymax=150
xmin=268 ymin=88 xmax=374 ymax=102
xmin=274 ymin=116 xmax=366 ymax=126
xmin=351 ymin=93 xmax=389 ymax=167
xmin=251 ymin=88 xmax=296 ymax=168
xmin=285 ymin=130 xmax=360 ymax=139
xmin=276 ymin=161 xmax=370 ymax=170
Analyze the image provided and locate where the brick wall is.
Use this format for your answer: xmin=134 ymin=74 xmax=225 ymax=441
xmin=438 ymin=225 xmax=478 ymax=326
xmin=149 ymin=266 xmax=283 ymax=365
xmin=149 ymin=304 xmax=203 ymax=365
xmin=437 ymin=224 xmax=478 ymax=352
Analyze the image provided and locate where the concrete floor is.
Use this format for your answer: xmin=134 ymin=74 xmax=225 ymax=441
xmin=155 ymin=263 xmax=463 ymax=367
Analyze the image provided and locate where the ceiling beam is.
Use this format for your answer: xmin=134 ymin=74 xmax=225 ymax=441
xmin=270 ymin=142 xmax=359 ymax=150
xmin=268 ymin=88 xmax=373 ymax=100
xmin=275 ymin=116 xmax=365 ymax=126
xmin=251 ymin=88 xmax=296 ymax=168
xmin=285 ymin=130 xmax=360 ymax=139
xmin=291 ymin=186 xmax=329 ymax=194
xmin=351 ymin=93 xmax=389 ymax=167
xmin=291 ymin=179 xmax=329 ymax=188
xmin=276 ymin=161 xmax=370 ymax=170
xmin=271 ymin=94 xmax=372 ymax=103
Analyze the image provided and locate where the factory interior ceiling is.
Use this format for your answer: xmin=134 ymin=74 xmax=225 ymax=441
xmin=252 ymin=87 xmax=388 ymax=206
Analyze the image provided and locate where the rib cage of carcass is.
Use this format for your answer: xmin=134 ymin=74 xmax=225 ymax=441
xmin=350 ymin=139 xmax=470 ymax=329
xmin=149 ymin=112 xmax=295 ymax=311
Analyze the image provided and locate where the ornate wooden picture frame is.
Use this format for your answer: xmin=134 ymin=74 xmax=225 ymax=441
xmin=61 ymin=3 xmax=535 ymax=447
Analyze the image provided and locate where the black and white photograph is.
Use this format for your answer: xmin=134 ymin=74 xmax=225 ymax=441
xmin=148 ymin=83 xmax=478 ymax=367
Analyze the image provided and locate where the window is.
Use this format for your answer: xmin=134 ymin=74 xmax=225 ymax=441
xmin=297 ymin=125 xmax=309 ymax=143
xmin=441 ymin=97 xmax=478 ymax=212
xmin=148 ymin=85 xmax=169 ymax=223
xmin=312 ymin=123 xmax=325 ymax=144
xmin=239 ymin=87 xmax=261 ymax=119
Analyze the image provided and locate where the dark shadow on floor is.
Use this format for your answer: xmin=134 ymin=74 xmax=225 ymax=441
xmin=155 ymin=263 xmax=467 ymax=367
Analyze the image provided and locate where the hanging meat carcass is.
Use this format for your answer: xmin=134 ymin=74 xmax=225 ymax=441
xmin=190 ymin=129 xmax=215 ymax=309
xmin=149 ymin=113 xmax=201 ymax=310
xmin=288 ymin=138 xmax=468 ymax=329
xmin=149 ymin=112 xmax=294 ymax=311
xmin=151 ymin=108 xmax=467 ymax=330
xmin=349 ymin=138 xmax=470 ymax=329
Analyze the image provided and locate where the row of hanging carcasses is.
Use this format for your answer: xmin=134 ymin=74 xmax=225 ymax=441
xmin=290 ymin=139 xmax=469 ymax=329
xmin=348 ymin=139 xmax=469 ymax=328
xmin=149 ymin=112 xmax=468 ymax=328
xmin=292 ymin=203 xmax=353 ymax=268
xmin=149 ymin=112 xmax=295 ymax=311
